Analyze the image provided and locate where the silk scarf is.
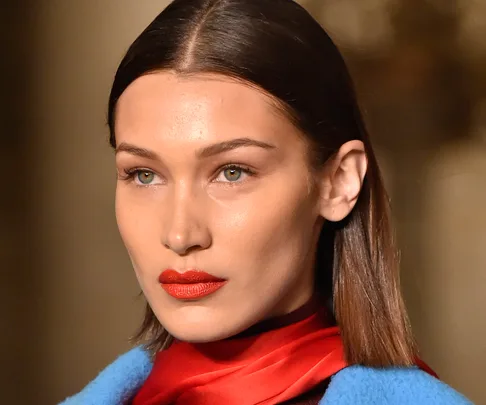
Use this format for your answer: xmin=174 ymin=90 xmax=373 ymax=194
xmin=132 ymin=307 xmax=435 ymax=405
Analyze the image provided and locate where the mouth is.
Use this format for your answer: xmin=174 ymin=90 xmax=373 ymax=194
xmin=158 ymin=269 xmax=227 ymax=300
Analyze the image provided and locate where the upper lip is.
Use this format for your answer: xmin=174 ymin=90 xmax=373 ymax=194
xmin=159 ymin=269 xmax=225 ymax=284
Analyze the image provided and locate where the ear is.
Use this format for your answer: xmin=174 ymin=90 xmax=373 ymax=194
xmin=317 ymin=140 xmax=367 ymax=222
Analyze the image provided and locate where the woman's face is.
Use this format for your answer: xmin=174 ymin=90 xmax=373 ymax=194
xmin=115 ymin=72 xmax=324 ymax=342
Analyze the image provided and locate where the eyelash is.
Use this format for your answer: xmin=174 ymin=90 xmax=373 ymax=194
xmin=120 ymin=168 xmax=159 ymax=185
xmin=119 ymin=164 xmax=256 ymax=186
xmin=215 ymin=164 xmax=256 ymax=183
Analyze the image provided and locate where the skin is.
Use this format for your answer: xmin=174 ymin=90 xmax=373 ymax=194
xmin=114 ymin=72 xmax=367 ymax=342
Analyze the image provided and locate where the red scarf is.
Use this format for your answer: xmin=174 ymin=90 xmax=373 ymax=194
xmin=132 ymin=309 xmax=436 ymax=405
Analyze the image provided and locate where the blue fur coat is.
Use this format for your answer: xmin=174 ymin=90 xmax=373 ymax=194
xmin=59 ymin=346 xmax=473 ymax=404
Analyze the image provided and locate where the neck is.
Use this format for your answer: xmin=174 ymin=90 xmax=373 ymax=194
xmin=229 ymin=295 xmax=325 ymax=339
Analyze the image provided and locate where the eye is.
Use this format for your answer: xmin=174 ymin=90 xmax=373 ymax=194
xmin=121 ymin=168 xmax=164 ymax=186
xmin=136 ymin=171 xmax=156 ymax=185
xmin=214 ymin=165 xmax=254 ymax=183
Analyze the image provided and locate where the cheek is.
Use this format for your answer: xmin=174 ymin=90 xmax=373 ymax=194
xmin=115 ymin=189 xmax=160 ymax=268
xmin=115 ymin=192 xmax=137 ymax=249
xmin=217 ymin=180 xmax=318 ymax=273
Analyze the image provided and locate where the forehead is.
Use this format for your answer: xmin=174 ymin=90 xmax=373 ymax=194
xmin=114 ymin=72 xmax=301 ymax=146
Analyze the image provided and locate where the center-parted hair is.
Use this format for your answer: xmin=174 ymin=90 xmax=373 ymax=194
xmin=108 ymin=0 xmax=416 ymax=367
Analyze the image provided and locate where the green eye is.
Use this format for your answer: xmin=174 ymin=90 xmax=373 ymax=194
xmin=137 ymin=171 xmax=155 ymax=185
xmin=223 ymin=167 xmax=242 ymax=182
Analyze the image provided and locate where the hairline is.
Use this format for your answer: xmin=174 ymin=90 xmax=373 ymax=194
xmin=112 ymin=68 xmax=320 ymax=169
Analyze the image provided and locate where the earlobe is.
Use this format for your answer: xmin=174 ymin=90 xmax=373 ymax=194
xmin=318 ymin=140 xmax=367 ymax=222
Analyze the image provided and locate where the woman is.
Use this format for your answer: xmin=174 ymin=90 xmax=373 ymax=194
xmin=61 ymin=0 xmax=472 ymax=403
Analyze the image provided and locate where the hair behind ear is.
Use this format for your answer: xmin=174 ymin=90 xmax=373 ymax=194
xmin=316 ymin=146 xmax=416 ymax=367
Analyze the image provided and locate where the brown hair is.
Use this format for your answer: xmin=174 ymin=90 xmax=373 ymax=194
xmin=107 ymin=0 xmax=416 ymax=367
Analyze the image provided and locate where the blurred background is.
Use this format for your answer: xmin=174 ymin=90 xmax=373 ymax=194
xmin=1 ymin=0 xmax=485 ymax=403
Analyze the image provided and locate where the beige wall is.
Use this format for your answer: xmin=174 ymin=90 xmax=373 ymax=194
xmin=421 ymin=137 xmax=486 ymax=402
xmin=31 ymin=2 xmax=171 ymax=404
xmin=3 ymin=1 xmax=483 ymax=404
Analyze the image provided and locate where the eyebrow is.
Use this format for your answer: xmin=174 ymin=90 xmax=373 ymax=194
xmin=115 ymin=138 xmax=276 ymax=160
xmin=115 ymin=143 xmax=158 ymax=159
xmin=196 ymin=137 xmax=276 ymax=158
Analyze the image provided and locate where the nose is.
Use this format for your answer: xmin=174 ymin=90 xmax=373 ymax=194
xmin=162 ymin=185 xmax=211 ymax=256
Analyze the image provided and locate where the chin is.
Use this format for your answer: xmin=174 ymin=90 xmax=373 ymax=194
xmin=166 ymin=321 xmax=242 ymax=343
xmin=171 ymin=329 xmax=231 ymax=343
xmin=157 ymin=306 xmax=251 ymax=343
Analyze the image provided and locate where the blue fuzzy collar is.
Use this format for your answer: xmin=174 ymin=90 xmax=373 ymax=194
xmin=59 ymin=346 xmax=472 ymax=405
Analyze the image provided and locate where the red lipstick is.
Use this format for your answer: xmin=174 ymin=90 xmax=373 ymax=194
xmin=159 ymin=269 xmax=227 ymax=300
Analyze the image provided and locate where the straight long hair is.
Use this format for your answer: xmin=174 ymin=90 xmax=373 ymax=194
xmin=108 ymin=0 xmax=416 ymax=367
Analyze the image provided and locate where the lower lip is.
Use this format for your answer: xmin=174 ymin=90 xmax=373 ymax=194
xmin=161 ymin=281 xmax=227 ymax=299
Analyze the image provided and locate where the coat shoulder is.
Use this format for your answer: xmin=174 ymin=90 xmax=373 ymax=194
xmin=319 ymin=365 xmax=473 ymax=405
xmin=58 ymin=346 xmax=152 ymax=405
